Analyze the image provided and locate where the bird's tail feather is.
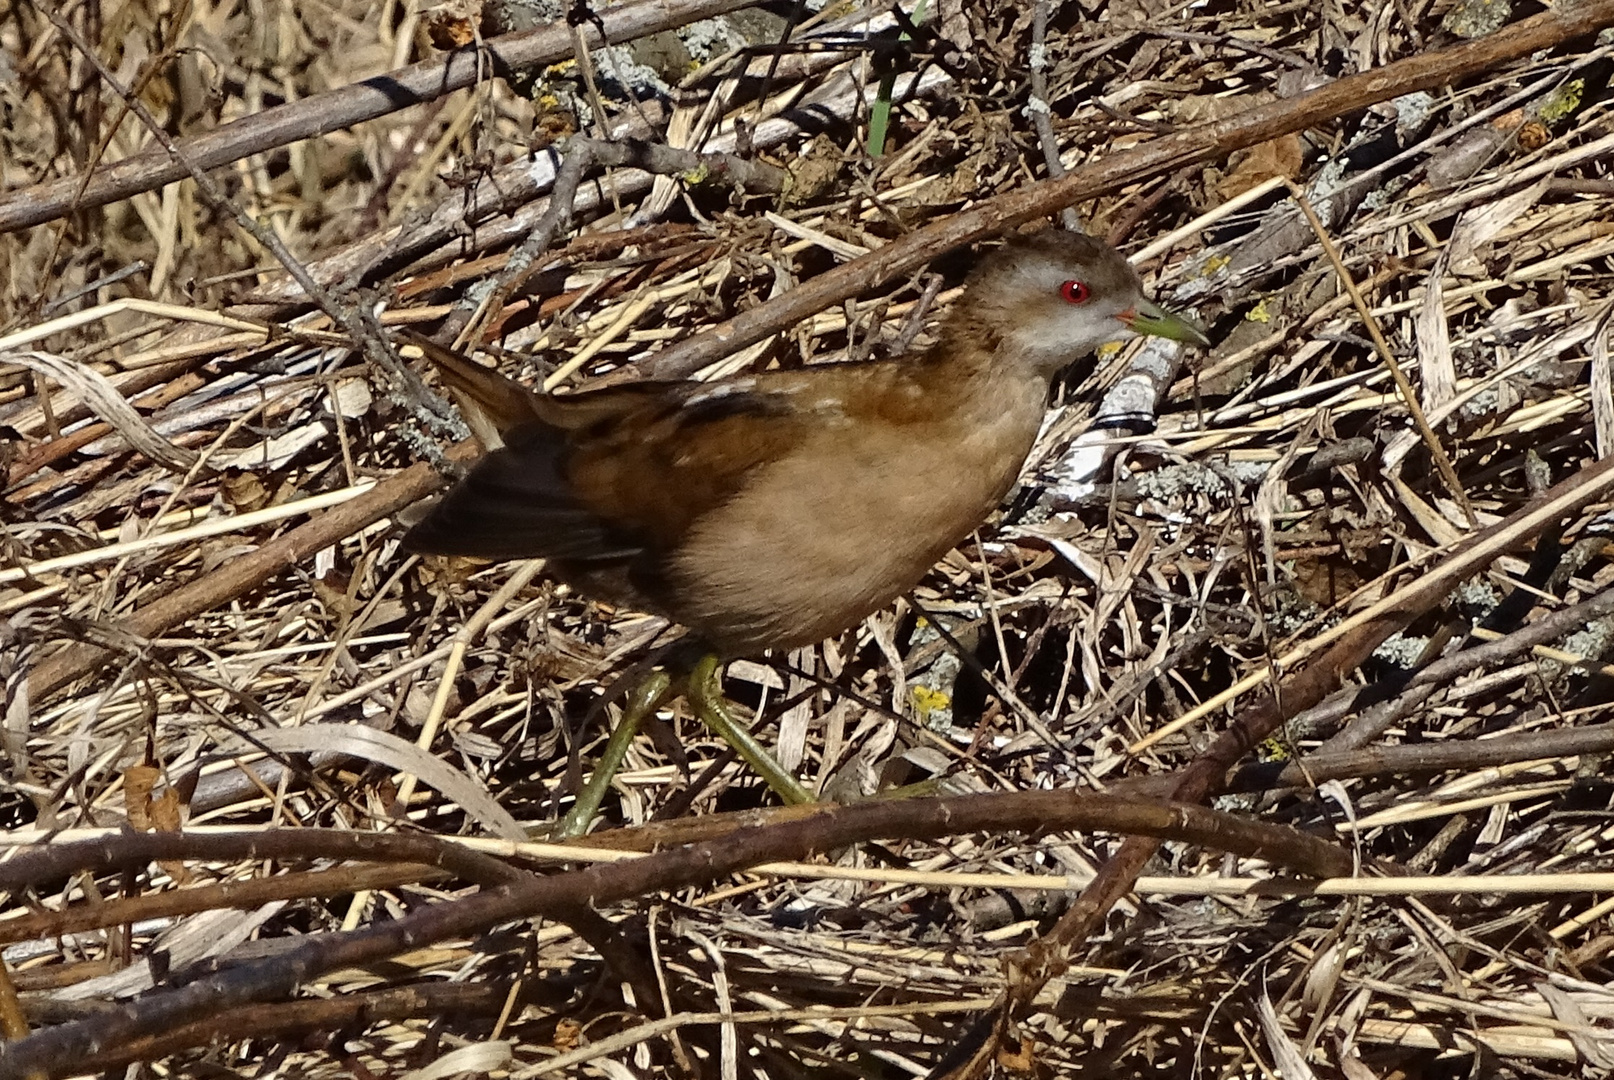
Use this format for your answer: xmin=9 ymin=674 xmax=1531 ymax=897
xmin=399 ymin=330 xmax=541 ymax=448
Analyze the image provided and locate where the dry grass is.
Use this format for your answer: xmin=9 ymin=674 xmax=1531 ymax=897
xmin=2 ymin=0 xmax=1614 ymax=1076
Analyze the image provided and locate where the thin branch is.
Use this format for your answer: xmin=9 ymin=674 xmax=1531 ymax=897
xmin=1235 ymin=720 xmax=1614 ymax=791
xmin=0 ymin=863 xmax=453 ymax=948
xmin=1315 ymin=585 xmax=1614 ymax=756
xmin=0 ymin=828 xmax=522 ymax=892
xmin=1027 ymin=0 xmax=1078 ymax=232
xmin=441 ymin=136 xmax=785 ymax=347
xmin=72 ymin=982 xmax=530 ymax=1074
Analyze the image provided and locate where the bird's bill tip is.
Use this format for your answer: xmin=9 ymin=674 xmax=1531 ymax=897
xmin=1118 ymin=300 xmax=1211 ymax=347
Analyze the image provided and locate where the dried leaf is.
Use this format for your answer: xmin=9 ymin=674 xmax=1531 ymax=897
xmin=1216 ymin=135 xmax=1304 ymax=201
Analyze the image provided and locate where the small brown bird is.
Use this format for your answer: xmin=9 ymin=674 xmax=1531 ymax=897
xmin=404 ymin=231 xmax=1206 ymax=658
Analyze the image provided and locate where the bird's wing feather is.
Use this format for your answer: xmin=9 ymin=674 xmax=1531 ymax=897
xmin=561 ymin=382 xmax=810 ymax=552
xmin=403 ymin=420 xmax=645 ymax=562
xmin=404 ymin=361 xmax=837 ymax=563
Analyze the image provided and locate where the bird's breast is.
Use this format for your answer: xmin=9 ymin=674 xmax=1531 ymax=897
xmin=662 ymin=381 xmax=1048 ymax=656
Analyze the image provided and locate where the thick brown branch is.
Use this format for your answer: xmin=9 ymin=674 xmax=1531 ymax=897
xmin=69 ymin=981 xmax=540 ymax=1073
xmin=0 ymin=864 xmax=452 ymax=948
xmin=0 ymin=790 xmax=1352 ymax=1077
xmin=0 ymin=828 xmax=521 ymax=892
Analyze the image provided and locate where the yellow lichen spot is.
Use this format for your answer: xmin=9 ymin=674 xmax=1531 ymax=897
xmin=1096 ymin=341 xmax=1124 ymax=358
xmin=1257 ymin=735 xmax=1290 ymax=762
xmin=680 ymin=162 xmax=711 ymax=186
xmin=546 ymin=59 xmax=576 ymax=75
xmin=910 ymin=685 xmax=951 ymax=721
xmin=1538 ymin=78 xmax=1583 ymax=125
xmin=537 ymin=93 xmax=560 ymax=110
xmin=1202 ymin=253 xmax=1232 ymax=276
xmin=1246 ymin=297 xmax=1273 ymax=324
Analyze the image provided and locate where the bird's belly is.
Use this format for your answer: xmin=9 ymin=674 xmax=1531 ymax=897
xmin=665 ymin=421 xmax=1036 ymax=656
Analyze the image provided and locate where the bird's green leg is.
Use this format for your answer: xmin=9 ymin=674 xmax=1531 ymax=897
xmin=553 ymin=668 xmax=673 ymax=839
xmin=553 ymin=655 xmax=814 ymax=837
xmin=687 ymin=653 xmax=816 ymax=806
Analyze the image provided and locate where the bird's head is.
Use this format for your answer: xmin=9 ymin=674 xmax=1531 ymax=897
xmin=959 ymin=230 xmax=1209 ymax=379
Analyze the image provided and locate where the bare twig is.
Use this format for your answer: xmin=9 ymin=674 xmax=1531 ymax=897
xmin=442 ymin=136 xmax=785 ymax=346
xmin=1237 ymin=720 xmax=1614 ymax=791
xmin=1027 ymin=0 xmax=1078 ymax=232
xmin=1313 ymin=586 xmax=1614 ymax=756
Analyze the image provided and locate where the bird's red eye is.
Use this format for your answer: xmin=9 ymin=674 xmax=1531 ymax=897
xmin=1060 ymin=280 xmax=1091 ymax=304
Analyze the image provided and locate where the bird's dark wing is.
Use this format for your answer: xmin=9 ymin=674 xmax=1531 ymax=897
xmin=403 ymin=368 xmax=828 ymax=565
xmin=403 ymin=420 xmax=644 ymax=562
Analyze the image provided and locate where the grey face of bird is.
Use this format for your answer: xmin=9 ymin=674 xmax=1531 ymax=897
xmin=969 ymin=231 xmax=1209 ymax=379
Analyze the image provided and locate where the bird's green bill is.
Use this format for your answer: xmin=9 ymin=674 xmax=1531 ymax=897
xmin=1121 ymin=299 xmax=1211 ymax=347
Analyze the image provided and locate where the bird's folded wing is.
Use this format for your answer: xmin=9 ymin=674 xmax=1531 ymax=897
xmin=404 ymin=368 xmax=823 ymax=564
xmin=403 ymin=420 xmax=643 ymax=562
xmin=562 ymin=384 xmax=807 ymax=552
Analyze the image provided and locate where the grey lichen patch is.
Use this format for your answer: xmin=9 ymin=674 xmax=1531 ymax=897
xmin=1442 ymin=0 xmax=1512 ymax=39
xmin=1265 ymin=603 xmax=1322 ymax=638
xmin=909 ymin=651 xmax=962 ymax=732
xmin=1374 ymin=633 xmax=1430 ymax=669
xmin=1550 ymin=619 xmax=1614 ymax=679
xmin=1455 ymin=579 xmax=1501 ymax=618
xmin=681 ymin=18 xmax=750 ymax=63
xmin=906 ymin=618 xmax=964 ymax=732
xmin=1461 ymin=385 xmax=1504 ymax=424
xmin=1393 ymin=92 xmax=1435 ymax=134
xmin=594 ymin=45 xmax=672 ymax=99
xmin=1133 ymin=460 xmax=1269 ymax=503
xmin=627 ymin=32 xmax=694 ymax=83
